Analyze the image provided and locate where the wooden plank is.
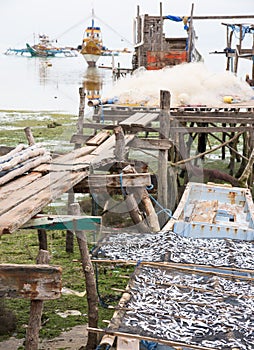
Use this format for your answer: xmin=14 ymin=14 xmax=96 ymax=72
xmin=170 ymin=126 xmax=252 ymax=133
xmin=0 ymin=172 xmax=42 ymax=201
xmin=22 ymin=214 xmax=101 ymax=231
xmin=0 ymin=171 xmax=88 ymax=235
xmin=34 ymin=145 xmax=96 ymax=172
xmin=93 ymin=114 xmax=127 ymax=122
xmin=130 ymin=137 xmax=172 ymax=150
xmin=0 ymin=264 xmax=62 ymax=300
xmin=0 ymin=171 xmax=69 ymax=217
xmin=131 ymin=113 xmax=159 ymax=127
xmin=86 ymin=131 xmax=110 ymax=146
xmin=88 ymin=173 xmax=151 ymax=189
xmin=83 ymin=123 xmax=118 ymax=130
xmin=70 ymin=134 xmax=91 ymax=144
xmin=119 ymin=112 xmax=147 ymax=126
xmin=171 ymin=113 xmax=254 ymax=121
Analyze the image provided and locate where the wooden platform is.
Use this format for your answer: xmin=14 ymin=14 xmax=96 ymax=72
xmin=0 ymin=133 xmax=134 ymax=235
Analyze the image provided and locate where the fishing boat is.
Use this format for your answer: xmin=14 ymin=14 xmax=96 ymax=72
xmin=80 ymin=11 xmax=103 ymax=67
xmin=5 ymin=34 xmax=78 ymax=58
xmin=163 ymin=182 xmax=254 ymax=240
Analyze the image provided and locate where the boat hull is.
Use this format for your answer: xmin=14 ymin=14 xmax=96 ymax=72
xmin=82 ymin=53 xmax=100 ymax=67
xmin=163 ymin=182 xmax=254 ymax=240
xmin=81 ymin=38 xmax=102 ymax=67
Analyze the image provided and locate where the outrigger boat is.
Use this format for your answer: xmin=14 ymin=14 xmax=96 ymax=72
xmin=80 ymin=11 xmax=103 ymax=67
xmin=5 ymin=34 xmax=78 ymax=58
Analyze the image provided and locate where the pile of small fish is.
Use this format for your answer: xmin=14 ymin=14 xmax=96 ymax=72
xmin=93 ymin=231 xmax=254 ymax=269
xmin=119 ymin=265 xmax=254 ymax=349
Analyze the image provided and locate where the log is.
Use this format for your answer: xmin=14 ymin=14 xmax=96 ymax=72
xmin=123 ymin=166 xmax=160 ymax=232
xmin=0 ymin=154 xmax=51 ymax=186
xmin=0 ymin=147 xmax=46 ymax=172
xmin=0 ymin=144 xmax=25 ymax=163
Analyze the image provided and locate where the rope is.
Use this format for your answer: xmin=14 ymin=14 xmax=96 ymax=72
xmin=146 ymin=186 xmax=173 ymax=219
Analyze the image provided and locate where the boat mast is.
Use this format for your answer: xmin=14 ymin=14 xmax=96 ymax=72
xmin=91 ymin=8 xmax=95 ymax=38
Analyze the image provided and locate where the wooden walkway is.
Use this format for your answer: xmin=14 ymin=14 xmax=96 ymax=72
xmin=1 ymin=99 xmax=254 ymax=235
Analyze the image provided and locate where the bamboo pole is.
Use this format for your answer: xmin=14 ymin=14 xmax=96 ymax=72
xmin=88 ymin=327 xmax=216 ymax=350
xmin=171 ymin=131 xmax=244 ymax=166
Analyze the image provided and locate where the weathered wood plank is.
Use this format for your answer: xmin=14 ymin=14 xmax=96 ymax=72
xmin=130 ymin=137 xmax=172 ymax=150
xmin=170 ymin=114 xmax=254 ymax=122
xmin=69 ymin=134 xmax=91 ymax=144
xmin=171 ymin=126 xmax=252 ymax=133
xmin=119 ymin=112 xmax=147 ymax=126
xmin=88 ymin=173 xmax=151 ymax=189
xmin=0 ymin=171 xmax=88 ymax=235
xmin=131 ymin=113 xmax=159 ymax=127
xmin=0 ymin=172 xmax=42 ymax=201
xmin=0 ymin=264 xmax=62 ymax=300
xmin=86 ymin=131 xmax=111 ymax=146
xmin=34 ymin=145 xmax=96 ymax=172
xmin=0 ymin=171 xmax=68 ymax=217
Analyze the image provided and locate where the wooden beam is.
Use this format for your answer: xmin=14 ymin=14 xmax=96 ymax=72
xmin=0 ymin=263 xmax=62 ymax=300
xmin=130 ymin=137 xmax=172 ymax=150
xmin=165 ymin=15 xmax=254 ymax=20
xmin=88 ymin=173 xmax=151 ymax=190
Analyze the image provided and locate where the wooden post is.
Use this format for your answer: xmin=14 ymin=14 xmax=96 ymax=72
xmin=24 ymin=127 xmax=36 ymax=146
xmin=70 ymin=202 xmax=98 ymax=350
xmin=38 ymin=229 xmax=47 ymax=250
xmin=158 ymin=90 xmax=170 ymax=228
xmin=66 ymin=190 xmax=75 ymax=253
xmin=75 ymin=87 xmax=86 ymax=149
xmin=25 ymin=250 xmax=50 ymax=350
xmin=187 ymin=3 xmax=194 ymax=62
xmin=114 ymin=126 xmax=125 ymax=162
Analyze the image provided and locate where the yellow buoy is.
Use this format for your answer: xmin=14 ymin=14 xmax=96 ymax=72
xmin=223 ymin=96 xmax=233 ymax=104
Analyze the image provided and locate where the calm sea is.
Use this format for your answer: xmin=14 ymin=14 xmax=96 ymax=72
xmin=0 ymin=51 xmax=132 ymax=115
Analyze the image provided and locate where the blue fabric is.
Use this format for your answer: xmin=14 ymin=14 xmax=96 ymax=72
xmin=166 ymin=15 xmax=182 ymax=22
xmin=141 ymin=340 xmax=158 ymax=350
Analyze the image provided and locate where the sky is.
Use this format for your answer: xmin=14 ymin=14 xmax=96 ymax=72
xmin=0 ymin=0 xmax=254 ymax=76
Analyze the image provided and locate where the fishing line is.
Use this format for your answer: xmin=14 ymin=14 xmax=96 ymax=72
xmin=94 ymin=14 xmax=134 ymax=46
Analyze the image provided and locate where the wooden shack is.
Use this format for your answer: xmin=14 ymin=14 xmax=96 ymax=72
xmin=132 ymin=3 xmax=202 ymax=70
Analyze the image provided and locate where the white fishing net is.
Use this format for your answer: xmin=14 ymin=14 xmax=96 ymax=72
xmin=105 ymin=62 xmax=254 ymax=107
